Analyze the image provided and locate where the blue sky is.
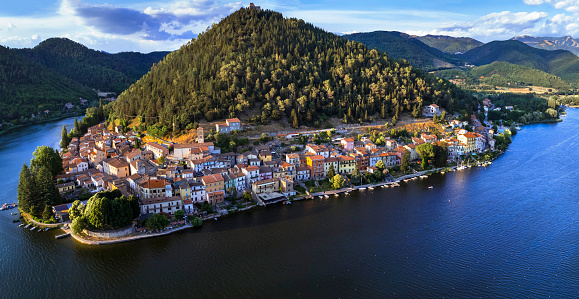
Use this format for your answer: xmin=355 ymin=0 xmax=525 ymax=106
xmin=1 ymin=0 xmax=578 ymax=52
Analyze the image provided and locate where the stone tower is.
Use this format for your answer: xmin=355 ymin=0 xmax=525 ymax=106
xmin=197 ymin=127 xmax=204 ymax=144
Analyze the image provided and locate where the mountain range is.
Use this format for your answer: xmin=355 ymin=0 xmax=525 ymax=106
xmin=0 ymin=39 xmax=169 ymax=123
xmin=512 ymin=35 xmax=579 ymax=55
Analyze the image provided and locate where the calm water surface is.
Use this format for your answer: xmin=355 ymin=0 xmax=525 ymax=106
xmin=1 ymin=112 xmax=578 ymax=298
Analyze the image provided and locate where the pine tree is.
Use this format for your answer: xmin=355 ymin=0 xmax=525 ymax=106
xmin=60 ymin=125 xmax=70 ymax=149
xmin=291 ymin=109 xmax=299 ymax=129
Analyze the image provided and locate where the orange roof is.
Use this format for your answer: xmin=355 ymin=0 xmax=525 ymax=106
xmin=343 ymin=138 xmax=355 ymax=142
xmin=463 ymin=132 xmax=478 ymax=138
xmin=226 ymin=118 xmax=241 ymax=123
xmin=202 ymin=174 xmax=224 ymax=184
xmin=308 ymin=155 xmax=324 ymax=161
xmin=246 ymin=165 xmax=259 ymax=171
xmin=140 ymin=179 xmax=166 ymax=189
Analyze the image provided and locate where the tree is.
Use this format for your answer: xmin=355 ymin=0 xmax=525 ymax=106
xmin=433 ymin=143 xmax=448 ymax=168
xmin=69 ymin=200 xmax=86 ymax=221
xmin=157 ymin=156 xmax=166 ymax=164
xmin=30 ymin=145 xmax=63 ymax=177
xmin=17 ymin=163 xmax=37 ymax=213
xmin=146 ymin=213 xmax=169 ymax=230
xmin=331 ymin=174 xmax=345 ymax=189
xmin=42 ymin=205 xmax=54 ymax=221
xmin=327 ymin=164 xmax=336 ymax=179
xmin=73 ymin=117 xmax=81 ymax=136
xmin=60 ymin=125 xmax=70 ymax=149
xmin=291 ymin=109 xmax=299 ymax=129
xmin=84 ymin=195 xmax=110 ymax=230
xmin=36 ymin=166 xmax=61 ymax=207
xmin=401 ymin=150 xmax=410 ymax=173
xmin=375 ymin=160 xmax=386 ymax=171
xmin=416 ymin=143 xmax=435 ymax=170
xmin=71 ymin=216 xmax=87 ymax=234
xmin=243 ymin=191 xmax=253 ymax=202
xmin=127 ymin=195 xmax=140 ymax=218
xmin=174 ymin=209 xmax=185 ymax=220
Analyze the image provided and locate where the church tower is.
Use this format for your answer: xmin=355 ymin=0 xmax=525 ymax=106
xmin=197 ymin=127 xmax=204 ymax=144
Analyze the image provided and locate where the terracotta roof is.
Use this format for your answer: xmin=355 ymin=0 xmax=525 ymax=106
xmin=308 ymin=155 xmax=324 ymax=161
xmin=226 ymin=118 xmax=241 ymax=123
xmin=140 ymin=179 xmax=166 ymax=189
xmin=202 ymin=174 xmax=224 ymax=184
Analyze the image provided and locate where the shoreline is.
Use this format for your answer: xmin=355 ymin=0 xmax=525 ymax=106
xmin=62 ymin=161 xmax=495 ymax=246
xmin=0 ymin=112 xmax=84 ymax=136
xmin=67 ymin=222 xmax=193 ymax=245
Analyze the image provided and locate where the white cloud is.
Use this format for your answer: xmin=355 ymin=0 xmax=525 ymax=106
xmin=0 ymin=0 xmax=241 ymax=52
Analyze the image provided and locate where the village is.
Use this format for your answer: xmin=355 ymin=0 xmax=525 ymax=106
xmin=48 ymin=102 xmax=510 ymax=235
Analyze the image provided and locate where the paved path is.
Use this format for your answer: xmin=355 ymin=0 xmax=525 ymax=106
xmin=69 ymin=223 xmax=193 ymax=246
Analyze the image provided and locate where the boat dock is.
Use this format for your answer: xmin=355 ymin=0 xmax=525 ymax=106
xmin=55 ymin=233 xmax=70 ymax=239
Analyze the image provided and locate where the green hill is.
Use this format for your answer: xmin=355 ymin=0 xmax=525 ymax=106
xmin=470 ymin=61 xmax=570 ymax=89
xmin=415 ymin=35 xmax=483 ymax=54
xmin=462 ymin=40 xmax=579 ymax=85
xmin=17 ymin=38 xmax=170 ymax=94
xmin=512 ymin=35 xmax=579 ymax=56
xmin=342 ymin=31 xmax=462 ymax=70
xmin=0 ymin=45 xmax=97 ymax=122
xmin=115 ymin=9 xmax=475 ymax=133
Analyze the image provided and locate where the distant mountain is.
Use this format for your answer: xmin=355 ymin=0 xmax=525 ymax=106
xmin=342 ymin=31 xmax=463 ymax=70
xmin=414 ymin=35 xmax=483 ymax=54
xmin=16 ymin=38 xmax=170 ymax=94
xmin=0 ymin=38 xmax=170 ymax=124
xmin=0 ymin=45 xmax=97 ymax=122
xmin=462 ymin=40 xmax=579 ymax=84
xmin=512 ymin=35 xmax=579 ymax=56
xmin=470 ymin=61 xmax=570 ymax=89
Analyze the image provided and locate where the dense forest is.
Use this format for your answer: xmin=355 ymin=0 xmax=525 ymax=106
xmin=415 ymin=35 xmax=483 ymax=54
xmin=115 ymin=9 xmax=476 ymax=133
xmin=462 ymin=40 xmax=579 ymax=85
xmin=342 ymin=31 xmax=462 ymax=70
xmin=0 ymin=45 xmax=97 ymax=123
xmin=17 ymin=38 xmax=170 ymax=94
xmin=470 ymin=62 xmax=569 ymax=89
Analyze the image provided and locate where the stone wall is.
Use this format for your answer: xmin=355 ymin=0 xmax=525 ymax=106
xmin=84 ymin=226 xmax=135 ymax=238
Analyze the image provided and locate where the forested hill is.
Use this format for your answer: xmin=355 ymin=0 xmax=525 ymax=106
xmin=415 ymin=35 xmax=483 ymax=54
xmin=0 ymin=45 xmax=96 ymax=122
xmin=342 ymin=31 xmax=462 ymax=70
xmin=16 ymin=38 xmax=170 ymax=94
xmin=115 ymin=9 xmax=475 ymax=132
xmin=462 ymin=40 xmax=579 ymax=84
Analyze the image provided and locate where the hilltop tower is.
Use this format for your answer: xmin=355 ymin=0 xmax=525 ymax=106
xmin=197 ymin=127 xmax=204 ymax=144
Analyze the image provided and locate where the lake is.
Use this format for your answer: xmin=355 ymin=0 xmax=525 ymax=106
xmin=1 ymin=111 xmax=578 ymax=297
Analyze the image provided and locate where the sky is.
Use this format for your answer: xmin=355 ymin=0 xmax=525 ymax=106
xmin=1 ymin=0 xmax=579 ymax=53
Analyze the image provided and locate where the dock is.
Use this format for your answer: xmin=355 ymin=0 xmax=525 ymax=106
xmin=55 ymin=233 xmax=71 ymax=239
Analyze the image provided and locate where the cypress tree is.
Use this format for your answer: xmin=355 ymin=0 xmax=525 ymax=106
xmin=60 ymin=125 xmax=70 ymax=149
xmin=17 ymin=164 xmax=35 ymax=213
xmin=36 ymin=166 xmax=61 ymax=208
xmin=74 ymin=117 xmax=80 ymax=136
xmin=291 ymin=109 xmax=299 ymax=129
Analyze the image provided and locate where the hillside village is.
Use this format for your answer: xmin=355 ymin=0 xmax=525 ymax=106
xmin=52 ymin=103 xmax=505 ymax=223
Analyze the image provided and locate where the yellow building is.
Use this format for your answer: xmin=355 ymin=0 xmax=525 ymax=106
xmin=337 ymin=155 xmax=356 ymax=174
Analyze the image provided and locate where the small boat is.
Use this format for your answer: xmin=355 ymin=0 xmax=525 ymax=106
xmin=359 ymin=187 xmax=366 ymax=190
xmin=368 ymin=187 xmax=374 ymax=190
xmin=18 ymin=224 xmax=24 ymax=227
xmin=324 ymin=195 xmax=329 ymax=198
xmin=12 ymin=219 xmax=19 ymax=223
xmin=30 ymin=227 xmax=36 ymax=231
xmin=345 ymin=192 xmax=350 ymax=195
xmin=45 ymin=228 xmax=49 ymax=231
xmin=428 ymin=186 xmax=434 ymax=189
xmin=420 ymin=175 xmax=428 ymax=179
xmin=283 ymin=200 xmax=292 ymax=205
xmin=440 ymin=172 xmax=445 ymax=174
xmin=334 ymin=194 xmax=339 ymax=197
xmin=24 ymin=224 xmax=31 ymax=229
xmin=213 ymin=218 xmax=218 ymax=221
